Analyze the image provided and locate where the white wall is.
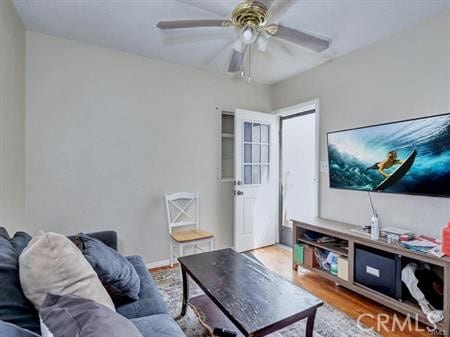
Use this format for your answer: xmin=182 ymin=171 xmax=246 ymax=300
xmin=271 ymin=10 xmax=450 ymax=237
xmin=0 ymin=0 xmax=26 ymax=233
xmin=26 ymin=32 xmax=271 ymax=263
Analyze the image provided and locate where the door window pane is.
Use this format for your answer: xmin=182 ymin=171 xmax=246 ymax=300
xmin=242 ymin=122 xmax=270 ymax=185
xmin=252 ymin=123 xmax=261 ymax=142
xmin=252 ymin=144 xmax=260 ymax=163
xmin=261 ymin=145 xmax=269 ymax=163
xmin=261 ymin=165 xmax=269 ymax=183
xmin=261 ymin=124 xmax=269 ymax=143
xmin=244 ymin=144 xmax=252 ymax=163
xmin=244 ymin=122 xmax=252 ymax=142
xmin=252 ymin=165 xmax=261 ymax=184
xmin=244 ymin=165 xmax=252 ymax=184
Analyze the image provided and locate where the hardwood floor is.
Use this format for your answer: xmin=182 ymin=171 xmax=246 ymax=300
xmin=151 ymin=245 xmax=430 ymax=337
xmin=251 ymin=245 xmax=429 ymax=337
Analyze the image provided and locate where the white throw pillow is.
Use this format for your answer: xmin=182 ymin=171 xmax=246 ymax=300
xmin=19 ymin=232 xmax=115 ymax=311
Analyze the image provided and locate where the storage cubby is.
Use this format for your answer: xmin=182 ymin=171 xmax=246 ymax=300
xmin=295 ymin=228 xmax=350 ymax=285
xmin=296 ymin=228 xmax=349 ymax=257
xmin=400 ymin=256 xmax=445 ymax=312
xmin=220 ymin=111 xmax=234 ymax=181
xmin=354 ymin=244 xmax=402 ymax=300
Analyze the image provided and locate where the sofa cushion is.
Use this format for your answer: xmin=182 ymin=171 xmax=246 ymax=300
xmin=19 ymin=232 xmax=114 ymax=311
xmin=116 ymin=255 xmax=168 ymax=319
xmin=40 ymin=294 xmax=143 ymax=337
xmin=77 ymin=233 xmax=140 ymax=302
xmin=0 ymin=320 xmax=41 ymax=337
xmin=131 ymin=314 xmax=185 ymax=337
xmin=0 ymin=228 xmax=40 ymax=333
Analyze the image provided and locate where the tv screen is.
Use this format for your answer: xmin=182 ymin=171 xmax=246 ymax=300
xmin=327 ymin=113 xmax=450 ymax=197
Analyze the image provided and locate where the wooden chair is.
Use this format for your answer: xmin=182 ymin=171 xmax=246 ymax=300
xmin=164 ymin=192 xmax=214 ymax=267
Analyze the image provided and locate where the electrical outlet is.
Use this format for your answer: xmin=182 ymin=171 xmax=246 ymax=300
xmin=320 ymin=161 xmax=329 ymax=173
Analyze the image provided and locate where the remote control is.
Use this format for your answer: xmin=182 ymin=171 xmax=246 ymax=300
xmin=213 ymin=327 xmax=238 ymax=337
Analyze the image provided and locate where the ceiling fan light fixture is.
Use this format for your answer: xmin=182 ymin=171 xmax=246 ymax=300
xmin=256 ymin=34 xmax=269 ymax=52
xmin=240 ymin=26 xmax=257 ymax=44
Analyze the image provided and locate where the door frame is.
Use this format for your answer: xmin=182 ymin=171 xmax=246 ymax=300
xmin=275 ymin=99 xmax=320 ymax=246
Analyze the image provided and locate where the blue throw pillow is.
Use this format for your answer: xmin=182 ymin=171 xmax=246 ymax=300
xmin=0 ymin=228 xmax=40 ymax=334
xmin=78 ymin=233 xmax=140 ymax=302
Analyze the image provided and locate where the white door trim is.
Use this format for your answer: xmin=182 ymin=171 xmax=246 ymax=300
xmin=274 ymin=99 xmax=320 ymax=219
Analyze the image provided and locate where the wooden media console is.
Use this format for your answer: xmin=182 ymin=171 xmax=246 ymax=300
xmin=292 ymin=217 xmax=450 ymax=335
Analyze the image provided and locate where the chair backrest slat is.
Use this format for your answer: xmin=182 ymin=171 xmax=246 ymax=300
xmin=164 ymin=192 xmax=199 ymax=233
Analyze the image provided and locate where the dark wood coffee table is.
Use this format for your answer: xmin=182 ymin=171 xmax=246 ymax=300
xmin=178 ymin=248 xmax=323 ymax=337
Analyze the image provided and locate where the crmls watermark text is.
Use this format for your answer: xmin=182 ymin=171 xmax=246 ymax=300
xmin=356 ymin=313 xmax=447 ymax=335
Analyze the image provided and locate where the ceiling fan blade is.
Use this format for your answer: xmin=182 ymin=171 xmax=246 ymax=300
xmin=228 ymin=45 xmax=250 ymax=73
xmin=228 ymin=49 xmax=243 ymax=73
xmin=157 ymin=19 xmax=229 ymax=30
xmin=272 ymin=25 xmax=331 ymax=52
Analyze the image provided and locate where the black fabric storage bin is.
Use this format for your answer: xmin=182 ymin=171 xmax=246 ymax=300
xmin=355 ymin=244 xmax=402 ymax=300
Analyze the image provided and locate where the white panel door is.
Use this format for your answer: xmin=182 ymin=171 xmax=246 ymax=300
xmin=234 ymin=109 xmax=279 ymax=252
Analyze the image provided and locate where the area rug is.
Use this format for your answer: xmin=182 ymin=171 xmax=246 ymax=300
xmin=151 ymin=267 xmax=381 ymax=337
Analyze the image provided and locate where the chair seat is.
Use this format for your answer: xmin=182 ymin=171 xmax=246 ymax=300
xmin=170 ymin=229 xmax=213 ymax=243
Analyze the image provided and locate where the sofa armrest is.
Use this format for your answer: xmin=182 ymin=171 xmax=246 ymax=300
xmin=116 ymin=256 xmax=168 ymax=319
xmin=68 ymin=231 xmax=118 ymax=251
xmin=0 ymin=321 xmax=41 ymax=337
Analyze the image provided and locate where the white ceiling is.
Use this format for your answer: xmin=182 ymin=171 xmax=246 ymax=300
xmin=13 ymin=0 xmax=450 ymax=84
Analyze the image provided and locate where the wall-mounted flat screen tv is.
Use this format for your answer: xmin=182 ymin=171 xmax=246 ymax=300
xmin=327 ymin=113 xmax=450 ymax=197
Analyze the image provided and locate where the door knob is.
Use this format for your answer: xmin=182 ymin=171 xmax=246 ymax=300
xmin=236 ymin=190 xmax=244 ymax=195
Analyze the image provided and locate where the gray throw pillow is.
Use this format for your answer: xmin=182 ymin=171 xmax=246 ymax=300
xmin=0 ymin=228 xmax=40 ymax=333
xmin=40 ymin=294 xmax=143 ymax=337
xmin=78 ymin=233 xmax=140 ymax=302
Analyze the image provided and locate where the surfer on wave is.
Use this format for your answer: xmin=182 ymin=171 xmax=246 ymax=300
xmin=366 ymin=150 xmax=404 ymax=178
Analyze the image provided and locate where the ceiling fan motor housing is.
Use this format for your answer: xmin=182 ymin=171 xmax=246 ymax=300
xmin=231 ymin=1 xmax=268 ymax=29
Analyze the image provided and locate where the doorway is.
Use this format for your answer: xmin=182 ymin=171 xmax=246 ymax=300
xmin=279 ymin=109 xmax=318 ymax=247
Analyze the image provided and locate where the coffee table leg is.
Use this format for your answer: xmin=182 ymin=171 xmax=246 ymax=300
xmin=179 ymin=266 xmax=189 ymax=318
xmin=305 ymin=309 xmax=317 ymax=337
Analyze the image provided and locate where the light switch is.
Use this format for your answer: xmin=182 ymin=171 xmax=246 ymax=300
xmin=320 ymin=161 xmax=329 ymax=173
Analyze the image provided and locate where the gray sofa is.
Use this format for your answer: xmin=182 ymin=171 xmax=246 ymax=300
xmin=0 ymin=230 xmax=185 ymax=337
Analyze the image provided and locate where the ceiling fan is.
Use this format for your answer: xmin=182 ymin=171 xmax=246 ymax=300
xmin=157 ymin=0 xmax=331 ymax=81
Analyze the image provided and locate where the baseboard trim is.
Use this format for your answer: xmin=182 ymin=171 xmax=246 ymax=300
xmin=145 ymin=259 xmax=171 ymax=269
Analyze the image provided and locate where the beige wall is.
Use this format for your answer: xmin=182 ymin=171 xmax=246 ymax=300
xmin=25 ymin=32 xmax=271 ymax=263
xmin=0 ymin=0 xmax=26 ymax=232
xmin=271 ymin=10 xmax=450 ymax=237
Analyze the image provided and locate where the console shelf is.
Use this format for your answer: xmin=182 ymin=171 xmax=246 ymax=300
xmin=297 ymin=237 xmax=349 ymax=257
xmin=292 ymin=217 xmax=450 ymax=336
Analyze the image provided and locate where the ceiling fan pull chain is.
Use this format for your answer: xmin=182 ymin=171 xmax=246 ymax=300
xmin=248 ymin=44 xmax=252 ymax=83
xmin=241 ymin=41 xmax=245 ymax=78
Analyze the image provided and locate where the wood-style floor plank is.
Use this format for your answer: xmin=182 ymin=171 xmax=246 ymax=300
xmin=251 ymin=245 xmax=429 ymax=337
